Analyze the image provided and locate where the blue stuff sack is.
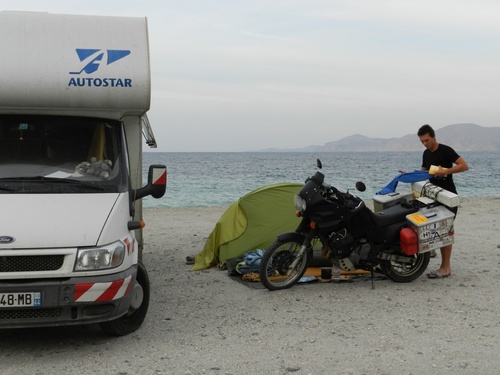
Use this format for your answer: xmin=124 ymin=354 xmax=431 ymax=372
xmin=237 ymin=249 xmax=266 ymax=273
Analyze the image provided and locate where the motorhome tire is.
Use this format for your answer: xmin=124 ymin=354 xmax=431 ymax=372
xmin=100 ymin=262 xmax=151 ymax=336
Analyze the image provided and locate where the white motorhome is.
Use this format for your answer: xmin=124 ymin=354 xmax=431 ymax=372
xmin=0 ymin=11 xmax=166 ymax=335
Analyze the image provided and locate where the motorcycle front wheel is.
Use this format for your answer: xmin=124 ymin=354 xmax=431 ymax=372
xmin=259 ymin=239 xmax=312 ymax=291
xmin=379 ymin=252 xmax=431 ymax=282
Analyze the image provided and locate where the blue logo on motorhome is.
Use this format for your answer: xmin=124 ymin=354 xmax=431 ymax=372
xmin=68 ymin=49 xmax=132 ymax=88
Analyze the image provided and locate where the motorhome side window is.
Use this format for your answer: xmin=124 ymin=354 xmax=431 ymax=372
xmin=0 ymin=115 xmax=126 ymax=193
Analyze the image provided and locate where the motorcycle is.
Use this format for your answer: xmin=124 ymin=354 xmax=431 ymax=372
xmin=259 ymin=159 xmax=436 ymax=291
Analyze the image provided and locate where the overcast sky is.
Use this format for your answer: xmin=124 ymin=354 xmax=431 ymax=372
xmin=3 ymin=1 xmax=500 ymax=151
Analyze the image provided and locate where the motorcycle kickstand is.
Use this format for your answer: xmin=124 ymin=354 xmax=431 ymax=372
xmin=371 ymin=267 xmax=375 ymax=290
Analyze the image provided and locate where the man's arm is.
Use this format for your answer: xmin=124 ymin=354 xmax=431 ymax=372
xmin=433 ymin=156 xmax=468 ymax=177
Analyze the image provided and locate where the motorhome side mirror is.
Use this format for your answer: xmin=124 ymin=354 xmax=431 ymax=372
xmin=134 ymin=164 xmax=167 ymax=201
xmin=355 ymin=181 xmax=366 ymax=192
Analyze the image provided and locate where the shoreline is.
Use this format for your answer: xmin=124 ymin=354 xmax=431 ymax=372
xmin=143 ymin=195 xmax=498 ymax=214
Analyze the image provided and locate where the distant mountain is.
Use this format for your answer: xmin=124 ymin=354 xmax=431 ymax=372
xmin=324 ymin=134 xmax=394 ymax=151
xmin=262 ymin=123 xmax=500 ymax=152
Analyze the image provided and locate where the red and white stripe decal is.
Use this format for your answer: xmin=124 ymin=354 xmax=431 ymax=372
xmin=75 ymin=275 xmax=132 ymax=303
xmin=152 ymin=168 xmax=167 ymax=185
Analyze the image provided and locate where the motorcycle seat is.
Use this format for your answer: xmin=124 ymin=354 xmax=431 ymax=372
xmin=370 ymin=203 xmax=418 ymax=228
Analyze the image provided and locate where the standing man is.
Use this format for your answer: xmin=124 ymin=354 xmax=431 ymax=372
xmin=417 ymin=124 xmax=468 ymax=279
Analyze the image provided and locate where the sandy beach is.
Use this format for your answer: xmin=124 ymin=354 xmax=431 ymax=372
xmin=139 ymin=196 xmax=500 ymax=374
xmin=1 ymin=197 xmax=499 ymax=374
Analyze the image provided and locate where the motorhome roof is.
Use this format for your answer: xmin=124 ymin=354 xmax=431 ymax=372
xmin=0 ymin=11 xmax=151 ymax=120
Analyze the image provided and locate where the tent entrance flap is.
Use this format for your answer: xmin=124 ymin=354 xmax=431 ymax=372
xmin=192 ymin=183 xmax=302 ymax=271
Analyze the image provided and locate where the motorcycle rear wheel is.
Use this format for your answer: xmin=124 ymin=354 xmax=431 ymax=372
xmin=379 ymin=252 xmax=431 ymax=282
xmin=259 ymin=239 xmax=312 ymax=291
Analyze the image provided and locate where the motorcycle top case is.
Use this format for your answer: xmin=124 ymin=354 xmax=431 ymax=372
xmin=372 ymin=190 xmax=413 ymax=213
xmin=406 ymin=206 xmax=455 ymax=253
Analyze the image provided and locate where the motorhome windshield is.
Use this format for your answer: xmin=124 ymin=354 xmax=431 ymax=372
xmin=0 ymin=115 xmax=128 ymax=193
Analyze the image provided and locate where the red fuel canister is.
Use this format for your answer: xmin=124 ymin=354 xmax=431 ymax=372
xmin=400 ymin=228 xmax=418 ymax=256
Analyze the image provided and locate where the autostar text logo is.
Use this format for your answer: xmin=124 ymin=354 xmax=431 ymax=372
xmin=68 ymin=49 xmax=132 ymax=88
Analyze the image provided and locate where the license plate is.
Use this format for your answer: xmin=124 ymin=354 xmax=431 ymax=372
xmin=0 ymin=292 xmax=41 ymax=308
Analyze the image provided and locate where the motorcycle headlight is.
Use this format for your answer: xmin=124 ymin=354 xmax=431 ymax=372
xmin=294 ymin=194 xmax=307 ymax=212
xmin=74 ymin=240 xmax=126 ymax=271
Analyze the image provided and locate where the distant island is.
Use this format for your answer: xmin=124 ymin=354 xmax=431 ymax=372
xmin=261 ymin=123 xmax=500 ymax=152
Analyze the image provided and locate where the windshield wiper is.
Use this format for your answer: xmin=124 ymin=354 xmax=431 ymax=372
xmin=0 ymin=176 xmax=105 ymax=191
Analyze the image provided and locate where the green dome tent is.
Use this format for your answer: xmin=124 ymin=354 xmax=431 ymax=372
xmin=192 ymin=183 xmax=302 ymax=270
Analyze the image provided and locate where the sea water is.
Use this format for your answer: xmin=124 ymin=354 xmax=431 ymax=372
xmin=142 ymin=151 xmax=500 ymax=208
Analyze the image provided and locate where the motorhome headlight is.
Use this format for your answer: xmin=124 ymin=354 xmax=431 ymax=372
xmin=294 ymin=194 xmax=307 ymax=212
xmin=75 ymin=241 xmax=126 ymax=271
